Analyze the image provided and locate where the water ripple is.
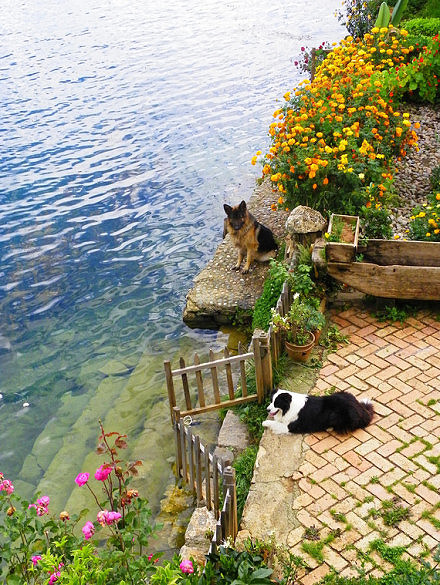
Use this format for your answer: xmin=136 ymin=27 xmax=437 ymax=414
xmin=0 ymin=0 xmax=344 ymax=505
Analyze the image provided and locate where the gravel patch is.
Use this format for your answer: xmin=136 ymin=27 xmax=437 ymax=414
xmin=392 ymin=103 xmax=440 ymax=237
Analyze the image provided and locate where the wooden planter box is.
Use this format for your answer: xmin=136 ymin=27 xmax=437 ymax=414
xmin=326 ymin=214 xmax=360 ymax=263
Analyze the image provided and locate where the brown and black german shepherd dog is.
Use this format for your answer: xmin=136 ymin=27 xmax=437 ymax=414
xmin=223 ymin=200 xmax=278 ymax=273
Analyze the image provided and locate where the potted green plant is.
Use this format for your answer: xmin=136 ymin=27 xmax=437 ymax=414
xmin=270 ymin=295 xmax=317 ymax=362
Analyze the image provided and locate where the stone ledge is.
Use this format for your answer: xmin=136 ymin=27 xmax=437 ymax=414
xmin=183 ymin=181 xmax=289 ymax=329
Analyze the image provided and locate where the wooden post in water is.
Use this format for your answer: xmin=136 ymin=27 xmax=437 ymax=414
xmin=173 ymin=407 xmax=183 ymax=479
xmin=164 ymin=360 xmax=176 ymax=423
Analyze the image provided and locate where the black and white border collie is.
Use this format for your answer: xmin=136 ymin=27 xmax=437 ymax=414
xmin=263 ymin=389 xmax=374 ymax=435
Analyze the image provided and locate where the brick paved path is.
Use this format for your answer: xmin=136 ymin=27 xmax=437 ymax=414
xmin=238 ymin=306 xmax=440 ymax=583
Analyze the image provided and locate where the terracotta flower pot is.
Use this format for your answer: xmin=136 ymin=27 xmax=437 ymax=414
xmin=285 ymin=331 xmax=315 ymax=363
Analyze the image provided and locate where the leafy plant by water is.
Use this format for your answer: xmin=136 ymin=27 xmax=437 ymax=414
xmin=252 ymin=260 xmax=289 ymax=331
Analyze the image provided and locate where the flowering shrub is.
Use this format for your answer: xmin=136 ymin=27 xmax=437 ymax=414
xmin=0 ymin=424 xmax=158 ymax=584
xmin=380 ymin=33 xmax=440 ymax=103
xmin=409 ymin=192 xmax=440 ymax=241
xmin=256 ymin=26 xmax=419 ymax=219
xmin=0 ymin=425 xmax=276 ymax=584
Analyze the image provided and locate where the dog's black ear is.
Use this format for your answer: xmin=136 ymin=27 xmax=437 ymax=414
xmin=270 ymin=387 xmax=278 ymax=398
xmin=239 ymin=200 xmax=247 ymax=212
xmin=224 ymin=204 xmax=232 ymax=216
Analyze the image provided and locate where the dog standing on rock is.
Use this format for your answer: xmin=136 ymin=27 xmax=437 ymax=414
xmin=223 ymin=200 xmax=278 ymax=273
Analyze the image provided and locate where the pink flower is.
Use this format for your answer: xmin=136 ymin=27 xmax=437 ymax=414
xmin=94 ymin=465 xmax=112 ymax=481
xmin=97 ymin=510 xmax=108 ymax=526
xmin=28 ymin=496 xmax=50 ymax=516
xmin=48 ymin=572 xmax=60 ymax=584
xmin=106 ymin=511 xmax=121 ymax=525
xmin=75 ymin=472 xmax=89 ymax=487
xmin=31 ymin=555 xmax=42 ymax=566
xmin=97 ymin=509 xmax=122 ymax=526
xmin=0 ymin=479 xmax=14 ymax=495
xmin=148 ymin=553 xmax=159 ymax=564
xmin=180 ymin=560 xmax=194 ymax=574
xmin=82 ymin=521 xmax=95 ymax=540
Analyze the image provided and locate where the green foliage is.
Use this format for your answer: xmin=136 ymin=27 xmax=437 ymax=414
xmin=360 ymin=204 xmax=393 ymax=239
xmin=252 ymin=260 xmax=288 ymax=331
xmin=391 ymin=0 xmax=409 ymax=26
xmin=322 ymin=543 xmax=440 ymax=585
xmin=373 ymin=301 xmax=417 ymax=323
xmin=320 ymin=325 xmax=349 ymax=350
xmin=233 ymin=446 xmax=258 ymax=522
xmin=206 ymin=545 xmax=273 ymax=585
xmin=404 ymin=17 xmax=440 ymax=36
xmin=375 ymin=2 xmax=392 ymax=28
xmin=380 ymin=33 xmax=440 ymax=103
xmin=271 ymin=296 xmax=325 ymax=345
xmin=380 ymin=498 xmax=411 ymax=526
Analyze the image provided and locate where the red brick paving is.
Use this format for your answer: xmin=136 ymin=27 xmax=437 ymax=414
xmin=290 ymin=307 xmax=440 ymax=583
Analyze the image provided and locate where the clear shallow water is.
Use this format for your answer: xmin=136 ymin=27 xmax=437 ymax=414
xmin=0 ymin=0 xmax=344 ymax=513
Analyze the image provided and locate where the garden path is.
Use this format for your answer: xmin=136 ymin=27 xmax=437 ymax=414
xmin=237 ymin=303 xmax=440 ymax=583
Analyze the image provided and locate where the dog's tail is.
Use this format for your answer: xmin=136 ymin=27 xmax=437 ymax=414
xmin=359 ymin=398 xmax=374 ymax=426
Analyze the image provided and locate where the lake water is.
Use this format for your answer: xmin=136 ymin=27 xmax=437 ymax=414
xmin=0 ymin=0 xmax=344 ymax=520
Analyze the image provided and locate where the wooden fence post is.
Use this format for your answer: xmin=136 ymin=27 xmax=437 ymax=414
xmin=223 ymin=466 xmax=238 ymax=540
xmin=252 ymin=333 xmax=264 ymax=404
xmin=164 ymin=360 xmax=176 ymax=423
xmin=259 ymin=331 xmax=273 ymax=395
xmin=173 ymin=407 xmax=183 ymax=480
xmin=252 ymin=330 xmax=273 ymax=402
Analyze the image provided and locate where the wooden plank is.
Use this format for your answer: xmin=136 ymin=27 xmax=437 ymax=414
xmin=205 ymin=448 xmax=211 ymax=511
xmin=224 ymin=347 xmax=235 ymax=400
xmin=195 ymin=435 xmax=203 ymax=506
xmin=170 ymin=352 xmax=253 ymax=376
xmin=188 ymin=429 xmax=195 ymax=491
xmin=212 ymin=453 xmax=220 ymax=517
xmin=179 ymin=357 xmax=192 ymax=410
xmin=179 ymin=394 xmax=258 ymax=419
xmin=239 ymin=356 xmax=248 ymax=398
xmin=209 ymin=349 xmax=221 ymax=404
xmin=181 ymin=422 xmax=188 ymax=483
xmin=173 ymin=408 xmax=183 ymax=479
xmin=252 ymin=334 xmax=265 ymax=404
xmin=327 ymin=262 xmax=440 ymax=300
xmin=194 ymin=353 xmax=206 ymax=408
xmin=359 ymin=239 xmax=440 ymax=267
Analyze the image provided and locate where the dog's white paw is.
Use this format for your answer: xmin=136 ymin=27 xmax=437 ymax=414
xmin=262 ymin=420 xmax=272 ymax=428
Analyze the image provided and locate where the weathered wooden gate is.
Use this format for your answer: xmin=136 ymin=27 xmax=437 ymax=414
xmin=164 ymin=330 xmax=273 ymax=424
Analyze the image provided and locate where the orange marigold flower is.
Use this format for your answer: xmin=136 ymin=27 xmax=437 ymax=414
xmin=323 ymin=177 xmax=329 ymax=185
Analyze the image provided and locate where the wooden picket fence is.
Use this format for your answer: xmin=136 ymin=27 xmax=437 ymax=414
xmin=163 ymin=278 xmax=293 ymax=550
xmin=164 ymin=330 xmax=273 ymax=424
xmin=267 ymin=280 xmax=292 ymax=366
xmin=172 ymin=411 xmax=238 ymax=546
